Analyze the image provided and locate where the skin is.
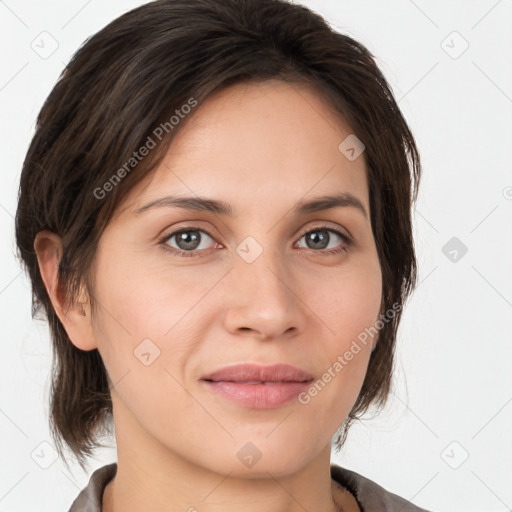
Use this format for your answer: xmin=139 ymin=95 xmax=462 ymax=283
xmin=35 ymin=79 xmax=383 ymax=512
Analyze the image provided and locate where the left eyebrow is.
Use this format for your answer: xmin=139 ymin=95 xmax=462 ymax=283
xmin=133 ymin=192 xmax=368 ymax=219
xmin=293 ymin=192 xmax=368 ymax=219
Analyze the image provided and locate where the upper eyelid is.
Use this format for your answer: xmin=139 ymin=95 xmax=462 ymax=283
xmin=297 ymin=224 xmax=349 ymax=238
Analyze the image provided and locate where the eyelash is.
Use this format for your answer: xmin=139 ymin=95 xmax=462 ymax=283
xmin=158 ymin=224 xmax=352 ymax=258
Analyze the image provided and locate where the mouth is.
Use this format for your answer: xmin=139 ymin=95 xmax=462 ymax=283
xmin=201 ymin=363 xmax=314 ymax=383
xmin=202 ymin=380 xmax=306 ymax=385
xmin=200 ymin=363 xmax=314 ymax=409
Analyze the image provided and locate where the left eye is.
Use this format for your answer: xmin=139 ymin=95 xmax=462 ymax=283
xmin=295 ymin=228 xmax=349 ymax=253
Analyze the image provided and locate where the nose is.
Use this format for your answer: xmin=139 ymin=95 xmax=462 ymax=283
xmin=222 ymin=245 xmax=306 ymax=341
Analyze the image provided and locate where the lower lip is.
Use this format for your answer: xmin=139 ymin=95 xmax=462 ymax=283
xmin=202 ymin=380 xmax=312 ymax=409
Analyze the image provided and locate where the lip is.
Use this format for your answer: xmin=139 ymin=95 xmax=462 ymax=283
xmin=200 ymin=364 xmax=314 ymax=409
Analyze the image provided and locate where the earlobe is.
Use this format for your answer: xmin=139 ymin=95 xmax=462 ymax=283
xmin=34 ymin=230 xmax=98 ymax=351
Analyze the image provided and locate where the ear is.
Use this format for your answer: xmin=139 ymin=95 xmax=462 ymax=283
xmin=34 ymin=230 xmax=98 ymax=351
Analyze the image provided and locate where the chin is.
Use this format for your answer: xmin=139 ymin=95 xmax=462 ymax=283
xmin=195 ymin=436 xmax=320 ymax=479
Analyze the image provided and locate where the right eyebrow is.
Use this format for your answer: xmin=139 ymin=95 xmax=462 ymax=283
xmin=134 ymin=195 xmax=233 ymax=216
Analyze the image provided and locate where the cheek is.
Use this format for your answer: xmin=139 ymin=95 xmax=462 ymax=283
xmin=306 ymin=254 xmax=382 ymax=348
xmin=89 ymin=257 xmax=213 ymax=436
xmin=297 ymin=255 xmax=381 ymax=413
xmin=89 ymin=250 xmax=222 ymax=382
xmin=92 ymin=241 xmax=203 ymax=334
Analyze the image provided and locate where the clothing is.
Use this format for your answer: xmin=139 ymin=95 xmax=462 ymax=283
xmin=68 ymin=462 xmax=432 ymax=512
xmin=330 ymin=465 xmax=432 ymax=511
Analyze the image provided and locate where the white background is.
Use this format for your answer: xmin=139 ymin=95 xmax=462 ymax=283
xmin=1 ymin=1 xmax=511 ymax=511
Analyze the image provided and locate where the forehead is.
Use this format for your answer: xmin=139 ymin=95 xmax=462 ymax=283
xmin=122 ymin=79 xmax=369 ymax=217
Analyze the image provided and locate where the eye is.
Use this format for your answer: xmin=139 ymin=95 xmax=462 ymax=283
xmin=158 ymin=224 xmax=352 ymax=258
xmin=159 ymin=228 xmax=219 ymax=257
xmin=295 ymin=226 xmax=351 ymax=255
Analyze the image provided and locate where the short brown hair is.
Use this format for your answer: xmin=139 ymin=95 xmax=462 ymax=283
xmin=15 ymin=0 xmax=421 ymax=469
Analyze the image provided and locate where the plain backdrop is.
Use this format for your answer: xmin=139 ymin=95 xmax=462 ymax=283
xmin=1 ymin=1 xmax=511 ymax=511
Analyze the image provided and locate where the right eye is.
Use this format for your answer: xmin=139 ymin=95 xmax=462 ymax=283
xmin=159 ymin=227 xmax=221 ymax=257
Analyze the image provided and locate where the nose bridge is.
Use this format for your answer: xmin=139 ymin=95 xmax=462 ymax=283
xmin=236 ymin=235 xmax=291 ymax=303
xmin=223 ymin=234 xmax=303 ymax=338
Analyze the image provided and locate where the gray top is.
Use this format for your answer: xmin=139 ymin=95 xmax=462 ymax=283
xmin=68 ymin=462 xmax=432 ymax=512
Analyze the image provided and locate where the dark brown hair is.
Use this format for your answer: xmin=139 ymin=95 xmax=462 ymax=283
xmin=15 ymin=0 xmax=421 ymax=470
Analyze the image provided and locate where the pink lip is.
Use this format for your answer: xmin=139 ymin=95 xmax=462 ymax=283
xmin=200 ymin=364 xmax=314 ymax=409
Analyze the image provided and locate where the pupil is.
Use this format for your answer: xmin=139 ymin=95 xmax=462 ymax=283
xmin=308 ymin=230 xmax=328 ymax=249
xmin=178 ymin=231 xmax=200 ymax=250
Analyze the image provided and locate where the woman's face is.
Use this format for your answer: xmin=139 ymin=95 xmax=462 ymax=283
xmin=88 ymin=80 xmax=382 ymax=476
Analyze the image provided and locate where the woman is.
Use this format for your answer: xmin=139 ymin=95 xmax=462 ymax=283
xmin=15 ymin=0 xmax=430 ymax=510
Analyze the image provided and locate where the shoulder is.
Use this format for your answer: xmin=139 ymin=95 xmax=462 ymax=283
xmin=330 ymin=464 xmax=434 ymax=512
xmin=67 ymin=463 xmax=117 ymax=512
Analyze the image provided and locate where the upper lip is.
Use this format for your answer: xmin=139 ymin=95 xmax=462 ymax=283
xmin=201 ymin=364 xmax=314 ymax=383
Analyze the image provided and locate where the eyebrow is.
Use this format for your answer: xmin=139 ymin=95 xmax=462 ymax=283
xmin=134 ymin=192 xmax=368 ymax=219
